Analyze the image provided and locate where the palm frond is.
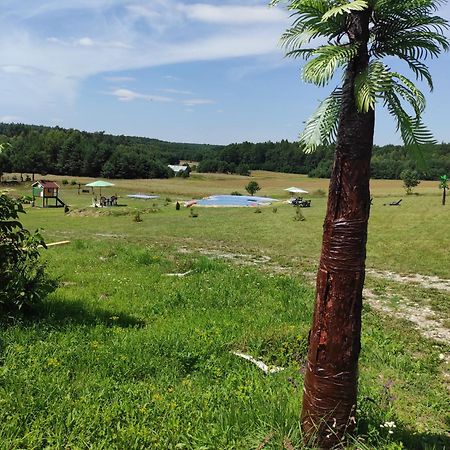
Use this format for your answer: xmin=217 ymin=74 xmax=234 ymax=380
xmin=321 ymin=0 xmax=368 ymax=21
xmin=391 ymin=73 xmax=427 ymax=115
xmin=299 ymin=88 xmax=342 ymax=152
xmin=278 ymin=0 xmax=346 ymax=48
xmin=354 ymin=61 xmax=392 ymax=112
xmin=384 ymin=90 xmax=435 ymax=169
xmin=303 ymin=44 xmax=358 ymax=85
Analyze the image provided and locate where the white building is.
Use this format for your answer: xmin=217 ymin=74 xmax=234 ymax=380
xmin=168 ymin=165 xmax=189 ymax=175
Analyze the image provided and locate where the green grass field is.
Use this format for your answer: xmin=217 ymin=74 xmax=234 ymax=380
xmin=1 ymin=172 xmax=449 ymax=449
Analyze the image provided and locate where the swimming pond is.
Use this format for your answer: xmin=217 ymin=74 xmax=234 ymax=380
xmin=194 ymin=195 xmax=277 ymax=207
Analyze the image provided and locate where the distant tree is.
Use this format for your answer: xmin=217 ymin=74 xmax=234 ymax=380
xmin=0 ymin=143 xmax=11 ymax=181
xmin=245 ymin=181 xmax=260 ymax=196
xmin=439 ymin=175 xmax=448 ymax=205
xmin=401 ymin=169 xmax=421 ymax=194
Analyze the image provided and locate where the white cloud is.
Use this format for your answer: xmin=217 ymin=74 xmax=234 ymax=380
xmin=0 ymin=115 xmax=22 ymax=123
xmin=110 ymin=88 xmax=173 ymax=103
xmin=179 ymin=4 xmax=288 ymax=25
xmin=109 ymin=88 xmax=214 ymax=107
xmin=182 ymin=98 xmax=215 ymax=106
xmin=77 ymin=37 xmax=94 ymax=47
xmin=104 ymin=76 xmax=136 ymax=83
xmin=159 ymin=88 xmax=193 ymax=95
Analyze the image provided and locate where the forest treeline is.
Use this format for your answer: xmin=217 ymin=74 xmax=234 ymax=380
xmin=0 ymin=123 xmax=448 ymax=180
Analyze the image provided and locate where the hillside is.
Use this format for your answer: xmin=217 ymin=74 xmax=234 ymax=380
xmin=0 ymin=123 xmax=449 ymax=180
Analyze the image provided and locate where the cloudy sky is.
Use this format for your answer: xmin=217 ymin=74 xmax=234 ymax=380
xmin=0 ymin=0 xmax=449 ymax=145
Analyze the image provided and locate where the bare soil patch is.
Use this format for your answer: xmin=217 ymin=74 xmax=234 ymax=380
xmin=367 ymin=269 xmax=450 ymax=293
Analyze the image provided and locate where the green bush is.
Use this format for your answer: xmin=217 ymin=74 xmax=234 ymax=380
xmin=70 ymin=180 xmax=78 ymax=186
xmin=61 ymin=179 xmax=69 ymax=185
xmin=0 ymin=194 xmax=56 ymax=312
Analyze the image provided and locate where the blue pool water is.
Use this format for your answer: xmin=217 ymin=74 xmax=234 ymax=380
xmin=195 ymin=195 xmax=277 ymax=207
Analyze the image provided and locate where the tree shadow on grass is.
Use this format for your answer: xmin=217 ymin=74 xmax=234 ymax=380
xmin=1 ymin=296 xmax=145 ymax=329
xmin=395 ymin=429 xmax=450 ymax=450
xmin=358 ymin=419 xmax=450 ymax=450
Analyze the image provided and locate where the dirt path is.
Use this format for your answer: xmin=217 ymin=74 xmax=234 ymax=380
xmin=367 ymin=269 xmax=450 ymax=293
xmin=178 ymin=246 xmax=450 ymax=345
xmin=363 ymin=288 xmax=450 ymax=344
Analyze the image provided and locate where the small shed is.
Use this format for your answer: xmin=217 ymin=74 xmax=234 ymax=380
xmin=32 ymin=180 xmax=66 ymax=208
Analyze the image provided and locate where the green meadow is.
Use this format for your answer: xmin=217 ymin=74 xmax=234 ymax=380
xmin=1 ymin=172 xmax=449 ymax=449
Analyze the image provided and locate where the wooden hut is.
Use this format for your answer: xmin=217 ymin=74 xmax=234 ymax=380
xmin=31 ymin=180 xmax=66 ymax=208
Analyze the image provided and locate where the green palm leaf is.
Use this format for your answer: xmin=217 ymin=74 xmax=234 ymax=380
xmin=321 ymin=0 xmax=368 ymax=21
xmin=299 ymin=88 xmax=342 ymax=152
xmin=384 ymin=90 xmax=435 ymax=169
xmin=354 ymin=61 xmax=392 ymax=112
xmin=303 ymin=45 xmax=357 ymax=85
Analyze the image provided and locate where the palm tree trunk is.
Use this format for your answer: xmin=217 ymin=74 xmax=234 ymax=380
xmin=301 ymin=10 xmax=375 ymax=449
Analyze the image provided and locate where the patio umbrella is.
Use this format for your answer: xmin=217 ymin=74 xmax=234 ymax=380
xmin=284 ymin=187 xmax=309 ymax=194
xmin=85 ymin=180 xmax=115 ymax=197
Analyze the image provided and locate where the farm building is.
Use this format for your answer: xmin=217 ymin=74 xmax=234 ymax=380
xmin=31 ymin=180 xmax=66 ymax=208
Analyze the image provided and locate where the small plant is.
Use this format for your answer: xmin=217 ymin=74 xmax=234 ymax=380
xmin=230 ymin=191 xmax=242 ymax=196
xmin=272 ymin=207 xmax=278 ymax=213
xmin=165 ymin=197 xmax=172 ymax=203
xmin=294 ymin=206 xmax=305 ymax=221
xmin=189 ymin=208 xmax=198 ymax=218
xmin=133 ymin=211 xmax=143 ymax=222
xmin=245 ymin=181 xmax=261 ymax=196
xmin=70 ymin=180 xmax=78 ymax=186
xmin=254 ymin=207 xmax=262 ymax=214
xmin=61 ymin=179 xmax=69 ymax=185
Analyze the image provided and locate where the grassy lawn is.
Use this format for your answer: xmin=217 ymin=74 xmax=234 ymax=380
xmin=1 ymin=172 xmax=449 ymax=449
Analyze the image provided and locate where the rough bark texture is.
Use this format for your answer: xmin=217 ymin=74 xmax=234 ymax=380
xmin=301 ymin=10 xmax=375 ymax=449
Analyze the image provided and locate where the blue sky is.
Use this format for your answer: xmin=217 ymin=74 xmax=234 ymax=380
xmin=0 ymin=0 xmax=449 ymax=145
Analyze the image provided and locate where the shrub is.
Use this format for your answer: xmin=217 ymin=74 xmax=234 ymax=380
xmin=70 ymin=180 xmax=78 ymax=185
xmin=272 ymin=207 xmax=278 ymax=213
xmin=189 ymin=208 xmax=198 ymax=218
xmin=61 ymin=179 xmax=69 ymax=185
xmin=230 ymin=191 xmax=242 ymax=196
xmin=133 ymin=211 xmax=143 ymax=222
xmin=0 ymin=194 xmax=56 ymax=312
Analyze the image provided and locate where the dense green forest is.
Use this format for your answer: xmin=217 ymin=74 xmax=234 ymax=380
xmin=0 ymin=123 xmax=448 ymax=180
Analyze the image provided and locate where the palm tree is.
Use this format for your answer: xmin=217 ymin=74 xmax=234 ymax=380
xmin=271 ymin=0 xmax=448 ymax=447
xmin=439 ymin=174 xmax=448 ymax=205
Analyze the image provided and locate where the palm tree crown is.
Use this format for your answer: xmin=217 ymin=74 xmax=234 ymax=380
xmin=271 ymin=0 xmax=449 ymax=164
